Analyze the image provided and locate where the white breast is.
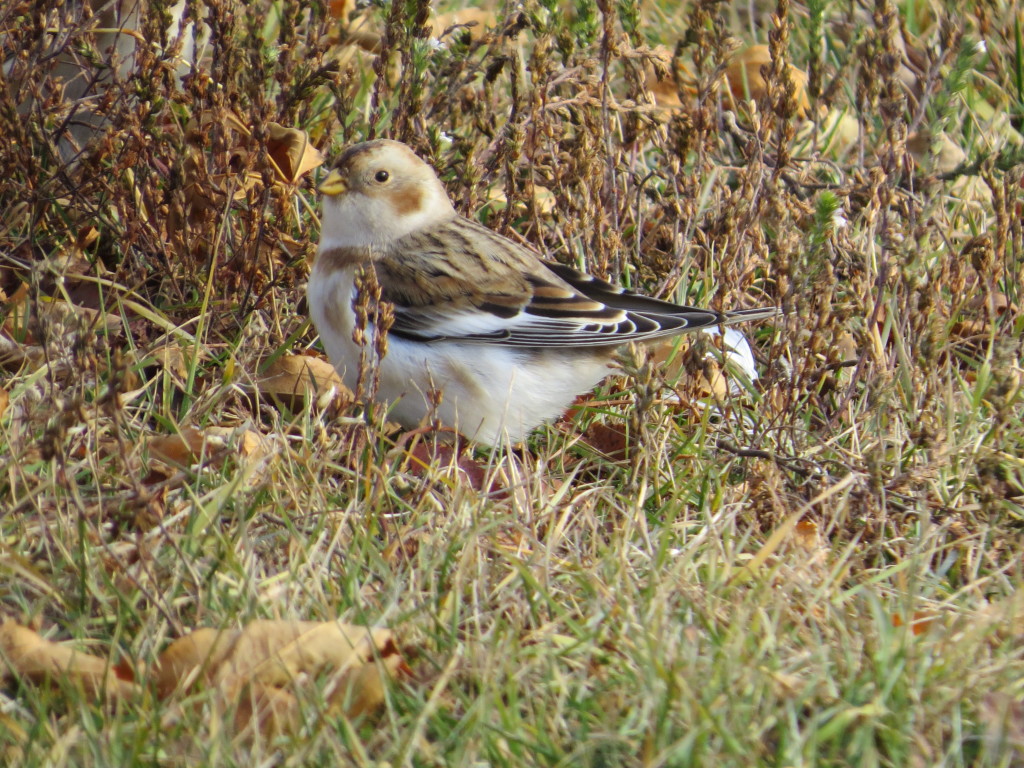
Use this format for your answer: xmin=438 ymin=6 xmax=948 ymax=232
xmin=307 ymin=264 xmax=611 ymax=444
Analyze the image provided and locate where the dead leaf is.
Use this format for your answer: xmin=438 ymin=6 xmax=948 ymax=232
xmin=266 ymin=123 xmax=325 ymax=185
xmin=0 ymin=333 xmax=45 ymax=372
xmin=5 ymin=616 xmax=404 ymax=738
xmin=74 ymin=226 xmax=100 ymax=252
xmin=146 ymin=340 xmax=194 ymax=384
xmin=732 ymin=474 xmax=856 ymax=584
xmin=155 ymin=620 xmax=406 ymax=734
xmin=725 ymin=45 xmax=810 ymax=118
xmin=152 ymin=627 xmax=236 ymax=698
xmin=0 ymin=386 xmax=8 ymax=419
xmin=485 ymin=183 xmax=556 ymax=215
xmin=327 ymin=0 xmax=355 ymax=19
xmin=182 ymin=111 xmax=320 ymax=220
xmin=250 ymin=354 xmax=352 ymax=412
xmin=146 ymin=425 xmax=211 ymax=467
xmin=145 ymin=425 xmax=275 ymax=483
xmin=891 ymin=611 xmax=937 ymax=636
xmin=1 ymin=279 xmax=29 ymax=311
xmin=652 ymin=336 xmax=731 ymax=399
xmin=580 ymin=421 xmax=630 ymax=461
xmin=181 ymin=148 xmax=260 ymax=218
xmin=645 ymin=45 xmax=694 ymax=110
xmin=793 ymin=519 xmax=820 ymax=551
xmin=0 ymin=620 xmax=138 ymax=699
xmin=403 ymin=440 xmax=506 ymax=494
xmin=331 ymin=19 xmax=381 ymax=56
xmin=834 ymin=331 xmax=858 ymax=363
xmin=235 ymin=429 xmax=269 ymax=459
xmin=220 ymin=621 xmax=398 ymax=697
xmin=797 ymin=108 xmax=860 ymax=158
xmin=38 ymin=297 xmax=121 ymax=333
xmin=951 ymin=292 xmax=1020 ymax=349
xmin=329 ymin=4 xmax=494 ymax=61
xmin=908 ymin=130 xmax=967 ymax=175
xmin=428 ymin=7 xmax=497 ymax=39
xmin=234 ymin=681 xmax=304 ymax=737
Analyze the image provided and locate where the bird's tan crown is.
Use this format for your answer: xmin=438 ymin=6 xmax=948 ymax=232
xmin=317 ymin=139 xmax=456 ymax=252
xmin=332 ymin=139 xmax=428 ymax=178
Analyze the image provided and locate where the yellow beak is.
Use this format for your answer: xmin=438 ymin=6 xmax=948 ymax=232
xmin=319 ymin=168 xmax=348 ymax=197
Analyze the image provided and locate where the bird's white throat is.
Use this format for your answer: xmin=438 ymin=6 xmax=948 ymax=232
xmin=319 ymin=189 xmax=456 ymax=251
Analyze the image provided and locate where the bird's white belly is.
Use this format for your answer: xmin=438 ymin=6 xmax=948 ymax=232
xmin=307 ymin=265 xmax=610 ymax=444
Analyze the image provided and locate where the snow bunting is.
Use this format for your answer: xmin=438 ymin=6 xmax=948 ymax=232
xmin=309 ymin=139 xmax=777 ymax=446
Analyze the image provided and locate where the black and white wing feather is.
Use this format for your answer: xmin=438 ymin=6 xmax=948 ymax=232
xmin=376 ymin=216 xmax=778 ymax=348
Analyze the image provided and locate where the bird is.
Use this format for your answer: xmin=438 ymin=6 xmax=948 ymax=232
xmin=308 ymin=139 xmax=778 ymax=446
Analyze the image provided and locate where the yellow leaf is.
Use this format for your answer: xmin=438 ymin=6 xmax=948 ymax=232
xmin=0 ymin=620 xmax=137 ymax=700
xmin=153 ymin=627 xmax=236 ymax=698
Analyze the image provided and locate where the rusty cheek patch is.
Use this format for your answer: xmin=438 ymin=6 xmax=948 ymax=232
xmin=388 ymin=184 xmax=424 ymax=217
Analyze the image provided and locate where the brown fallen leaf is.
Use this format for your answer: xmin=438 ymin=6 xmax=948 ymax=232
xmin=732 ymin=475 xmax=856 ymax=584
xmin=155 ymin=620 xmax=406 ymax=735
xmin=795 ymin=108 xmax=860 ymax=158
xmin=790 ymin=518 xmax=830 ymax=575
xmin=652 ymin=336 xmax=730 ymax=399
xmin=725 ymin=44 xmax=810 ymax=118
xmin=152 ymin=627 xmax=236 ymax=698
xmin=834 ymin=331 xmax=858 ymax=363
xmin=219 ymin=621 xmax=401 ymax=712
xmin=428 ymin=7 xmax=497 ymax=39
xmin=1 ymin=278 xmax=29 ymax=310
xmin=331 ymin=16 xmax=381 ymax=56
xmin=402 ymin=440 xmax=514 ymax=494
xmin=4 ymin=616 xmax=405 ymax=738
xmin=266 ymin=122 xmax=325 ymax=186
xmin=0 ymin=385 xmax=8 ymax=419
xmin=0 ymin=620 xmax=138 ymax=700
xmin=182 ymin=111 xmax=322 ymax=219
xmin=891 ymin=611 xmax=937 ymax=636
xmin=250 ymin=354 xmax=352 ymax=412
xmin=234 ymin=681 xmax=306 ymax=738
xmin=907 ymin=130 xmax=967 ymax=176
xmin=579 ymin=421 xmax=630 ymax=461
xmin=146 ymin=341 xmax=197 ymax=384
xmin=0 ymin=332 xmax=45 ymax=372
xmin=146 ymin=425 xmax=212 ymax=467
xmin=484 ymin=183 xmax=556 ymax=216
xmin=327 ymin=0 xmax=355 ymax=19
xmin=951 ymin=292 xmax=1020 ymax=352
xmin=793 ymin=519 xmax=820 ymax=551
xmin=329 ymin=4 xmax=495 ymax=61
xmin=644 ymin=45 xmax=694 ymax=110
xmin=145 ymin=425 xmax=275 ymax=482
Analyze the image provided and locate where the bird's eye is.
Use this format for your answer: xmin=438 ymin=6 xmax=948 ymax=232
xmin=374 ymin=170 xmax=390 ymax=183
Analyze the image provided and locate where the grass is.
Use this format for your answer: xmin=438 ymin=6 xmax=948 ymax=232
xmin=2 ymin=0 xmax=1024 ymax=765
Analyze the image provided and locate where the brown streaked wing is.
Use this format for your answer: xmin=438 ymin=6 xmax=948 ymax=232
xmin=369 ymin=215 xmax=768 ymax=347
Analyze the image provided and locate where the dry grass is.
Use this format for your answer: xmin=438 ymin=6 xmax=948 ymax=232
xmin=1 ymin=0 xmax=1023 ymax=764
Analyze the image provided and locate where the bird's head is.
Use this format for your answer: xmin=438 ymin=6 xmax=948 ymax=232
xmin=318 ymin=139 xmax=456 ymax=251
